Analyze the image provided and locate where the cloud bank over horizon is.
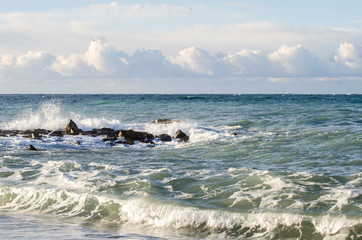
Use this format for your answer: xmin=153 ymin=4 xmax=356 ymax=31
xmin=1 ymin=40 xmax=362 ymax=81
xmin=0 ymin=1 xmax=361 ymax=93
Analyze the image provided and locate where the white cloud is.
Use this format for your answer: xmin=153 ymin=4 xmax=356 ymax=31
xmin=0 ymin=40 xmax=361 ymax=82
xmin=220 ymin=49 xmax=270 ymax=76
xmin=0 ymin=50 xmax=58 ymax=79
xmin=334 ymin=42 xmax=362 ymax=70
xmin=169 ymin=47 xmax=219 ymax=75
xmin=268 ymin=45 xmax=327 ymax=77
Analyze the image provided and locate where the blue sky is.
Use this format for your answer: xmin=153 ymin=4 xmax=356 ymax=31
xmin=0 ymin=0 xmax=361 ymax=93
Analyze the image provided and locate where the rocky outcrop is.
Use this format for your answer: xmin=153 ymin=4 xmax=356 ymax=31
xmin=1 ymin=119 xmax=191 ymax=150
xmin=118 ymin=129 xmax=154 ymax=143
xmin=65 ymin=119 xmax=82 ymax=135
xmin=173 ymin=130 xmax=189 ymax=142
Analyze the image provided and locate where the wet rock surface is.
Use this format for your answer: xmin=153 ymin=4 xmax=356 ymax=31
xmin=0 ymin=119 xmax=190 ymax=148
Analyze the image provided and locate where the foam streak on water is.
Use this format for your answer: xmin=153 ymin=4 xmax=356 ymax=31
xmin=0 ymin=94 xmax=361 ymax=239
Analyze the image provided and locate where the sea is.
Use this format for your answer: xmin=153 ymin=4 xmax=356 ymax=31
xmin=0 ymin=94 xmax=361 ymax=239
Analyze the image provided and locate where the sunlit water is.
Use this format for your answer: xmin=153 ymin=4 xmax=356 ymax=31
xmin=0 ymin=94 xmax=361 ymax=239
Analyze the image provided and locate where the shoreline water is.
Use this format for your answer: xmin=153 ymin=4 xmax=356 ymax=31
xmin=0 ymin=94 xmax=361 ymax=239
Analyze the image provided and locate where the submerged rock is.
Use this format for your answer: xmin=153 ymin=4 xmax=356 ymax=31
xmin=151 ymin=119 xmax=181 ymax=124
xmin=102 ymin=136 xmax=118 ymax=142
xmin=69 ymin=141 xmax=81 ymax=145
xmin=65 ymin=119 xmax=82 ymax=135
xmin=26 ymin=145 xmax=37 ymax=151
xmin=115 ymin=139 xmax=135 ymax=145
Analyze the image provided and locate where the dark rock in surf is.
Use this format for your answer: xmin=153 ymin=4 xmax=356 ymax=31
xmin=118 ymin=129 xmax=154 ymax=142
xmin=93 ymin=128 xmax=115 ymax=136
xmin=21 ymin=129 xmax=49 ymax=135
xmin=70 ymin=141 xmax=81 ymax=145
xmin=102 ymin=136 xmax=118 ymax=142
xmin=80 ymin=130 xmax=97 ymax=136
xmin=31 ymin=133 xmax=42 ymax=139
xmin=144 ymin=139 xmax=155 ymax=145
xmin=65 ymin=119 xmax=82 ymax=135
xmin=158 ymin=134 xmax=172 ymax=142
xmin=26 ymin=145 xmax=37 ymax=151
xmin=151 ymin=119 xmax=181 ymax=124
xmin=115 ymin=139 xmax=134 ymax=145
xmin=178 ymin=137 xmax=189 ymax=143
xmin=173 ymin=130 xmax=189 ymax=142
xmin=48 ymin=130 xmax=64 ymax=137
xmin=173 ymin=130 xmax=188 ymax=139
xmin=230 ymin=132 xmax=238 ymax=136
xmin=0 ymin=130 xmax=20 ymax=137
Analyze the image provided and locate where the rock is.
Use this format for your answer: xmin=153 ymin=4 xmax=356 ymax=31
xmin=118 ymin=129 xmax=154 ymax=142
xmin=70 ymin=141 xmax=81 ymax=145
xmin=1 ymin=130 xmax=20 ymax=136
xmin=93 ymin=128 xmax=115 ymax=135
xmin=65 ymin=119 xmax=82 ymax=135
xmin=31 ymin=133 xmax=42 ymax=139
xmin=49 ymin=130 xmax=64 ymax=137
xmin=158 ymin=134 xmax=172 ymax=142
xmin=21 ymin=129 xmax=49 ymax=135
xmin=178 ymin=137 xmax=189 ymax=143
xmin=26 ymin=145 xmax=37 ymax=151
xmin=115 ymin=139 xmax=134 ymax=145
xmin=152 ymin=119 xmax=181 ymax=124
xmin=144 ymin=139 xmax=155 ymax=145
xmin=173 ymin=130 xmax=189 ymax=142
xmin=80 ymin=130 xmax=97 ymax=136
xmin=102 ymin=136 xmax=118 ymax=142
xmin=230 ymin=132 xmax=238 ymax=136
xmin=173 ymin=130 xmax=187 ymax=139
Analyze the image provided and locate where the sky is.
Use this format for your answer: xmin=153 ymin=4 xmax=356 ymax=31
xmin=0 ymin=0 xmax=362 ymax=94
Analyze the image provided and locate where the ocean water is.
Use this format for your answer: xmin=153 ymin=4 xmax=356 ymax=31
xmin=0 ymin=94 xmax=361 ymax=239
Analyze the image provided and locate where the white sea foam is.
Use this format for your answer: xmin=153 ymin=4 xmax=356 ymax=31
xmin=0 ymin=186 xmax=359 ymax=238
xmin=144 ymin=121 xmax=196 ymax=137
xmin=229 ymin=170 xmax=301 ymax=209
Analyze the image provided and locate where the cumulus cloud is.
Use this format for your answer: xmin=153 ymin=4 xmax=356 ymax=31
xmin=268 ymin=45 xmax=327 ymax=77
xmin=169 ymin=47 xmax=219 ymax=75
xmin=52 ymin=40 xmax=129 ymax=77
xmin=334 ymin=42 xmax=362 ymax=71
xmin=0 ymin=40 xmax=362 ymax=81
xmin=0 ymin=51 xmax=58 ymax=79
xmin=219 ymin=49 xmax=270 ymax=76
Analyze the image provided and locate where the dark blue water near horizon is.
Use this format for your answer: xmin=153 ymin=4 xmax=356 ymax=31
xmin=0 ymin=94 xmax=361 ymax=239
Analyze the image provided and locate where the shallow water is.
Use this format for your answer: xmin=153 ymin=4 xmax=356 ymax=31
xmin=0 ymin=94 xmax=361 ymax=239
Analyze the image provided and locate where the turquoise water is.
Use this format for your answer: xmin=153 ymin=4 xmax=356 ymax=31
xmin=0 ymin=94 xmax=361 ymax=239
